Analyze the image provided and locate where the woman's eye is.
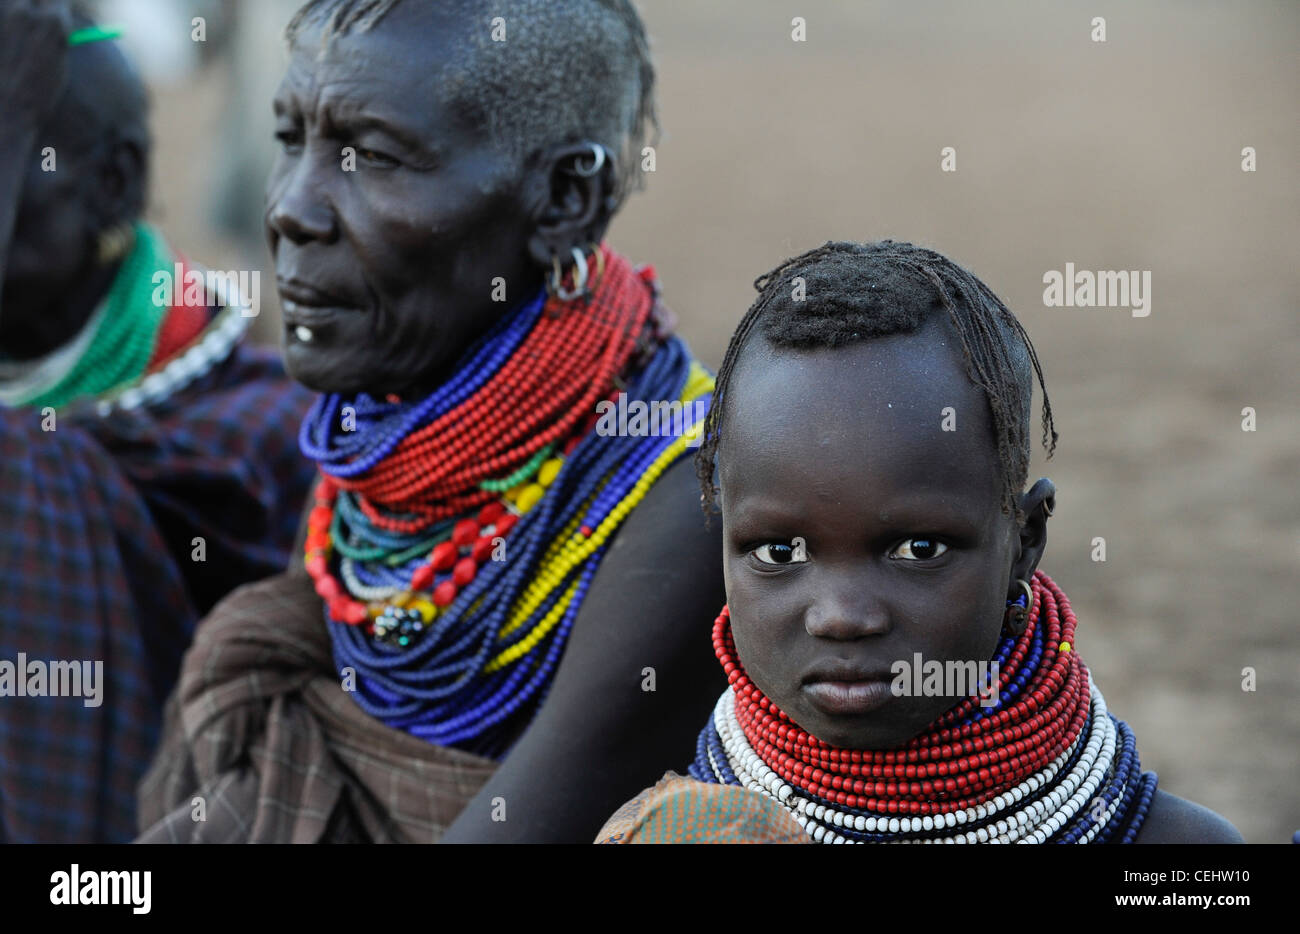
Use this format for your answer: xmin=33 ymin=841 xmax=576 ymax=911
xmin=357 ymin=148 xmax=399 ymax=167
xmin=890 ymin=538 xmax=948 ymax=561
xmin=752 ymin=539 xmax=808 ymax=566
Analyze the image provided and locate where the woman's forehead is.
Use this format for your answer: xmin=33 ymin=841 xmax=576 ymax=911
xmin=276 ymin=23 xmax=484 ymax=140
xmin=282 ymin=4 xmax=474 ymax=96
xmin=290 ymin=0 xmax=477 ymax=52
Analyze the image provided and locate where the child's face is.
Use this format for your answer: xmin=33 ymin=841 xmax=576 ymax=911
xmin=719 ymin=320 xmax=1023 ymax=749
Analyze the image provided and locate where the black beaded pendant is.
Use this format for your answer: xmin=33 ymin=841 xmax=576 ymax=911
xmin=372 ymin=604 xmax=428 ymax=648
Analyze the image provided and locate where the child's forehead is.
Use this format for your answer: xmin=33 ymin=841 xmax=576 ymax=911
xmin=721 ymin=330 xmax=1002 ymax=491
xmin=730 ymin=324 xmax=987 ymax=420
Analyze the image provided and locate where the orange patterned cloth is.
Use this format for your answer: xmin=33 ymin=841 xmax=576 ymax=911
xmin=595 ymin=772 xmax=811 ymax=844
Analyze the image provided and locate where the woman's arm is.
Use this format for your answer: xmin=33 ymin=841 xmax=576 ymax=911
xmin=438 ymin=456 xmax=728 ymax=842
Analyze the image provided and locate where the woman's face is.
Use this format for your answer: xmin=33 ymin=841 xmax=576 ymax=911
xmin=0 ymin=127 xmax=93 ymax=353
xmin=266 ymin=6 xmax=542 ymax=397
xmin=2 ymin=44 xmax=143 ymax=359
xmin=718 ymin=322 xmax=1025 ymax=749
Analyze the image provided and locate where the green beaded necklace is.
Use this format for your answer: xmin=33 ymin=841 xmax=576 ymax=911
xmin=478 ymin=442 xmax=556 ymax=492
xmin=22 ymin=223 xmax=172 ymax=410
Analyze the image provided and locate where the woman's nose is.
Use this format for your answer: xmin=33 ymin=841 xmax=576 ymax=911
xmin=266 ymin=157 xmax=338 ymax=246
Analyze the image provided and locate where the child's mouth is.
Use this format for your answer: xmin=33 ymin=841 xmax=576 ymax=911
xmin=802 ymin=679 xmax=895 ymax=717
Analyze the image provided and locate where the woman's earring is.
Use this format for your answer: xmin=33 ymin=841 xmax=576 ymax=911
xmin=573 ymin=143 xmax=606 ymax=178
xmin=1002 ymin=578 xmax=1034 ymax=637
xmin=96 ymin=222 xmax=135 ymax=266
xmin=548 ymin=247 xmax=589 ymax=303
xmin=586 ymin=241 xmax=605 ymax=286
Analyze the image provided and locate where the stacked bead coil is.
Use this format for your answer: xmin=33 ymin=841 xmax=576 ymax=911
xmin=97 ymin=302 xmax=249 ymax=415
xmin=301 ymin=246 xmax=714 ymax=758
xmin=689 ymin=571 xmax=1158 ymax=843
xmin=11 ymin=222 xmax=246 ymax=415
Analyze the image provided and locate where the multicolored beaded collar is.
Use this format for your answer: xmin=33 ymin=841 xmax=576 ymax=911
xmin=689 ymin=572 xmax=1159 ymax=843
xmin=300 ymin=245 xmax=713 ymax=758
xmin=0 ymin=222 xmax=249 ymax=414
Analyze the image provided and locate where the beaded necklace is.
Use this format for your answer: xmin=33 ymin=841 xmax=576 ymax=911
xmin=689 ymin=572 xmax=1158 ymax=843
xmin=0 ymin=222 xmax=248 ymax=414
xmin=301 ymin=246 xmax=713 ymax=758
xmin=3 ymin=223 xmax=169 ymax=409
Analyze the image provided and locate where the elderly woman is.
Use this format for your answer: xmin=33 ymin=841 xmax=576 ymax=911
xmin=0 ymin=5 xmax=316 ymax=842
xmin=137 ymin=0 xmax=726 ymax=843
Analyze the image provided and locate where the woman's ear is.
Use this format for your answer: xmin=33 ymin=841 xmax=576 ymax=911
xmin=525 ymin=141 xmax=616 ymax=268
xmin=83 ymin=136 xmax=146 ymax=234
xmin=1008 ymin=477 xmax=1056 ymax=592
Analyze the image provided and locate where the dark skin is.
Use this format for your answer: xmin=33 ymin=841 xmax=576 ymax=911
xmin=0 ymin=1 xmax=147 ymax=360
xmin=267 ymin=5 xmax=726 ymax=842
xmin=719 ymin=319 xmax=1242 ymax=843
xmin=268 ymin=4 xmax=613 ymax=397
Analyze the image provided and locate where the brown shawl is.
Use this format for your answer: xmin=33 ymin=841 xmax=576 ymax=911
xmin=135 ymin=569 xmax=497 ymax=843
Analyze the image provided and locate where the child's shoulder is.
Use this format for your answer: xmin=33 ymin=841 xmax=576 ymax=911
xmin=1133 ymin=789 xmax=1243 ymax=844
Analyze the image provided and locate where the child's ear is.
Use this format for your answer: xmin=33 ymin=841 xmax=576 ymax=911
xmin=1008 ymin=478 xmax=1056 ymax=592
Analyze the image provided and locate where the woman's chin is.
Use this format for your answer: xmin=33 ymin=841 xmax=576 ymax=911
xmin=283 ymin=343 xmax=369 ymax=396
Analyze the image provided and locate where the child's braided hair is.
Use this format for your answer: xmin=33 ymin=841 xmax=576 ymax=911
xmin=696 ymin=240 xmax=1058 ymax=523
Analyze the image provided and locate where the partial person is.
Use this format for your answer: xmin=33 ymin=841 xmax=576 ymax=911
xmin=597 ymin=241 xmax=1243 ymax=844
xmin=0 ymin=4 xmax=316 ymax=842
xmin=137 ymin=0 xmax=727 ymax=843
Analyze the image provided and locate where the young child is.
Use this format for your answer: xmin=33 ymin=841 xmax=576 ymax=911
xmin=596 ymin=241 xmax=1242 ymax=844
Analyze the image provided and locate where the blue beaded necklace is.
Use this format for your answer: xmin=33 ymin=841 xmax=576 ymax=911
xmin=300 ymin=261 xmax=713 ymax=759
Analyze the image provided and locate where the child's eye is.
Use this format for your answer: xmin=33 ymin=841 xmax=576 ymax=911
xmin=889 ymin=538 xmax=948 ymax=561
xmin=752 ymin=539 xmax=809 ymax=565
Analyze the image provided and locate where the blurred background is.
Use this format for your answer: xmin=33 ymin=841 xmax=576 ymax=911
xmin=98 ymin=0 xmax=1296 ymax=842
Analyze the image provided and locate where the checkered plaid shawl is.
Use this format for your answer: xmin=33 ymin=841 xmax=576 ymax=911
xmin=0 ymin=346 xmax=315 ymax=843
xmin=596 ymin=772 xmax=810 ymax=844
xmin=136 ymin=568 xmax=498 ymax=843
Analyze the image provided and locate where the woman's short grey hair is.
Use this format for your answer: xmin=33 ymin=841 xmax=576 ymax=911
xmin=285 ymin=0 xmax=659 ymax=209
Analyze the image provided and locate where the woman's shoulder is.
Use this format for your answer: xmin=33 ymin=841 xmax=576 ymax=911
xmin=1133 ymin=789 xmax=1244 ymax=844
xmin=186 ymin=566 xmax=326 ymax=660
xmin=595 ymin=771 xmax=811 ymax=844
xmin=610 ymin=452 xmax=718 ymax=551
xmin=580 ymin=453 xmax=725 ymax=633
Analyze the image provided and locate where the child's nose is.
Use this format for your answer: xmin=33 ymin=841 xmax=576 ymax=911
xmin=802 ymin=580 xmax=891 ymax=640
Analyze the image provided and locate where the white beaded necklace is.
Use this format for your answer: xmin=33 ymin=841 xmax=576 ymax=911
xmin=709 ymin=676 xmax=1120 ymax=844
xmin=93 ymin=269 xmax=252 ymax=416
xmin=339 ymin=555 xmax=403 ymax=602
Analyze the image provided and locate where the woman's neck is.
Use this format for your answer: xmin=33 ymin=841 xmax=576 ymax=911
xmin=0 ymin=257 xmax=121 ymax=361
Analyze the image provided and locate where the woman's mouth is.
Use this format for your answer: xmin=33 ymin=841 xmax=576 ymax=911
xmin=282 ymin=300 xmax=346 ymax=341
xmin=277 ymin=280 xmax=360 ymax=344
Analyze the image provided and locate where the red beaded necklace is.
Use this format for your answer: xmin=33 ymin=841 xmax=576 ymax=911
xmin=715 ymin=571 xmax=1089 ymax=816
xmin=340 ymin=245 xmax=651 ymax=533
xmin=304 ymin=246 xmax=656 ymax=625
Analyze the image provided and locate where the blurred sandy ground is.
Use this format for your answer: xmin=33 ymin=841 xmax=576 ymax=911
xmin=117 ymin=0 xmax=1295 ymax=842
